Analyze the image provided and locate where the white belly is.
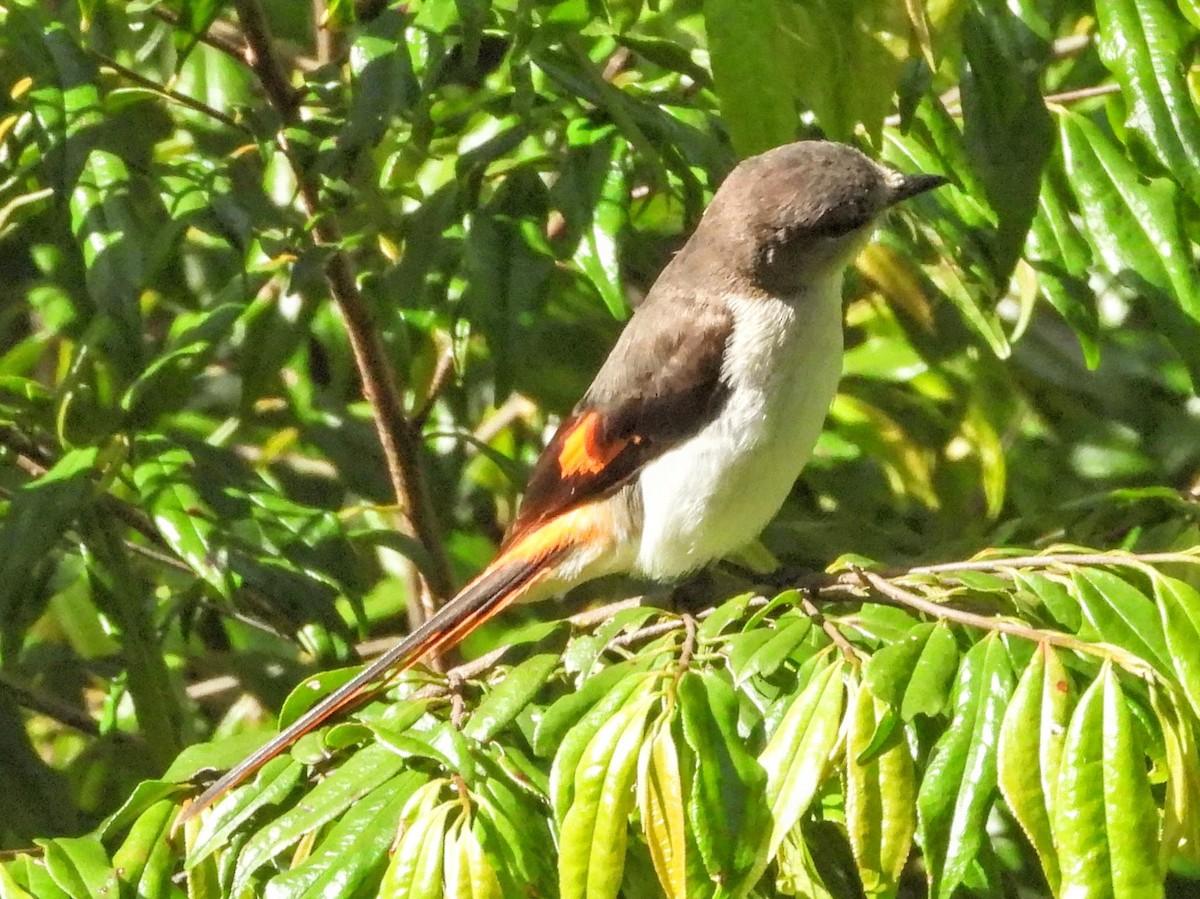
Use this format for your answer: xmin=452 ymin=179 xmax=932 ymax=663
xmin=633 ymin=282 xmax=844 ymax=580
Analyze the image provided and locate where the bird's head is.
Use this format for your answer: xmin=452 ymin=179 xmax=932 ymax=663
xmin=697 ymin=140 xmax=947 ymax=294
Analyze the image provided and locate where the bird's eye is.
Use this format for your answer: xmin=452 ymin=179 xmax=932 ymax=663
xmin=809 ymin=205 xmax=871 ymax=239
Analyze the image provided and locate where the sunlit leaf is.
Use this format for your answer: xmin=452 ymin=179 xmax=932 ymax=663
xmin=1054 ymin=666 xmax=1163 ymax=898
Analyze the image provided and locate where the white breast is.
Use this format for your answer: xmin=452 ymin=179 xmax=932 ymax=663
xmin=632 ymin=279 xmax=844 ymax=580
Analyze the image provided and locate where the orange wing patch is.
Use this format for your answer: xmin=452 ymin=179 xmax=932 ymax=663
xmin=557 ymin=411 xmax=625 ymax=476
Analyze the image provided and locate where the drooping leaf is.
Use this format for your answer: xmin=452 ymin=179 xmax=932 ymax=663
xmin=1060 ymin=111 xmax=1200 ymax=386
xmin=917 ymin=634 xmax=1015 ymax=898
xmin=960 ymin=0 xmax=1054 ymax=279
xmin=1053 ymin=666 xmax=1163 ymax=898
xmin=845 ymin=679 xmax=917 ymax=897
xmin=637 ymin=718 xmax=688 ymax=899
xmin=701 ymin=0 xmax=797 ymax=156
xmin=557 ymin=692 xmax=655 ymax=899
xmin=997 ymin=643 xmax=1071 ymax=894
xmin=678 ymin=672 xmax=769 ymax=894
xmin=1095 ymin=0 xmax=1200 ymax=201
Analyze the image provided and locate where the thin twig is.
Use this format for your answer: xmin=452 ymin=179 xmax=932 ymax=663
xmin=854 ymin=568 xmax=1154 ymax=677
xmin=906 ymin=550 xmax=1200 ymax=576
xmin=231 ymin=0 xmax=454 ymax=632
xmin=150 ymin=6 xmax=320 ymax=73
xmin=1043 ymin=82 xmax=1122 ymax=106
xmin=674 ymin=615 xmax=697 ymax=684
xmin=91 ymin=52 xmax=251 ymax=133
xmin=411 ymin=346 xmax=457 ymax=431
xmin=798 ymin=588 xmax=859 ymax=666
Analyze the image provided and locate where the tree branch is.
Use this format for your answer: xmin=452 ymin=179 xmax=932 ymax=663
xmin=850 ymin=568 xmax=1155 ymax=677
xmin=230 ymin=0 xmax=454 ymax=631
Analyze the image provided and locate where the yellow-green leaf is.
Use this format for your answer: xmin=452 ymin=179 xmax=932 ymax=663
xmin=1054 ymin=666 xmax=1163 ymax=899
xmin=637 ymin=719 xmax=687 ymax=899
xmin=845 ymin=680 xmax=916 ymax=897
xmin=997 ymin=644 xmax=1071 ymax=894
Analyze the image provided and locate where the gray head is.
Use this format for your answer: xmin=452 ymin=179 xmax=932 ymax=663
xmin=678 ymin=140 xmax=946 ymax=294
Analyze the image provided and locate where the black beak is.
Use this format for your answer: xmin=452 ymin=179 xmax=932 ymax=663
xmin=888 ymin=172 xmax=949 ymax=205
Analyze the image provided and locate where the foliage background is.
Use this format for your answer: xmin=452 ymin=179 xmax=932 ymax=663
xmin=1 ymin=0 xmax=1200 ymax=896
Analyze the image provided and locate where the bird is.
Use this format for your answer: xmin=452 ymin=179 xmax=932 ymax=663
xmin=179 ymin=139 xmax=946 ymax=822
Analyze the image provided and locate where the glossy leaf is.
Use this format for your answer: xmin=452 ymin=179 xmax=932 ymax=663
xmin=231 ymin=744 xmax=407 ymax=892
xmin=112 ymin=801 xmax=177 ymax=899
xmin=1071 ymin=568 xmax=1171 ymax=674
xmin=758 ymin=658 xmax=845 ymax=862
xmin=997 ymin=643 xmax=1071 ymax=894
xmin=1095 ymin=0 xmax=1200 ymax=201
xmin=678 ymin=672 xmax=769 ymax=893
xmin=637 ymin=718 xmax=688 ymax=899
xmin=702 ymin=0 xmax=796 ymax=155
xmin=1054 ymin=667 xmax=1163 ymax=898
xmin=131 ymin=439 xmax=236 ymax=598
xmin=845 ymin=679 xmax=916 ymax=897
xmin=549 ymin=671 xmax=657 ymax=818
xmin=1060 ymin=112 xmax=1200 ymax=385
xmin=36 ymin=838 xmax=119 ymax=899
xmin=960 ymin=0 xmax=1054 ymax=279
xmin=917 ymin=634 xmax=1015 ymax=898
xmin=0 ymin=448 xmax=97 ymax=659
xmin=557 ymin=692 xmax=655 ymax=899
xmin=1153 ymin=574 xmax=1200 ymax=720
xmin=1153 ymin=688 xmax=1200 ymax=866
xmin=464 ymin=652 xmax=560 ymax=743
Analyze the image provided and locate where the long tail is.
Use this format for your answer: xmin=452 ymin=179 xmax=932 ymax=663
xmin=177 ymin=538 xmax=573 ymax=824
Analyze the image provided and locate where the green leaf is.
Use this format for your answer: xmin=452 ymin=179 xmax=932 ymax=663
xmin=1053 ymin=667 xmax=1163 ymax=898
xmin=231 ymin=743 xmax=407 ymax=892
xmin=446 ymin=818 xmax=504 ymax=899
xmin=131 ymin=439 xmax=237 ymax=598
xmin=1025 ymin=168 xmax=1100 ymax=367
xmin=678 ymin=671 xmax=769 ymax=892
xmin=758 ymin=658 xmax=845 ymax=862
xmin=1095 ymin=0 xmax=1200 ymax=201
xmin=0 ymin=862 xmax=35 ymax=899
xmin=186 ymin=756 xmax=303 ymax=868
xmin=864 ymin=623 xmax=930 ymax=706
xmin=775 ymin=0 xmax=908 ymax=143
xmin=1060 ymin=111 xmax=1200 ymax=386
xmin=571 ymin=133 xmax=630 ymax=319
xmin=465 ymin=653 xmax=560 ymax=742
xmin=0 ymin=448 xmax=97 ymax=661
xmin=1071 ymin=568 xmax=1172 ymax=674
xmin=69 ymin=149 xmax=148 ymax=377
xmin=730 ymin=615 xmax=813 ymax=686
xmin=864 ymin=623 xmax=958 ymax=721
xmin=901 ymin=623 xmax=959 ymax=720
xmin=637 ymin=719 xmax=688 ymax=899
xmin=536 ymin=659 xmax=643 ymax=757
xmin=1153 ymin=687 xmax=1200 ymax=866
xmin=959 ymin=0 xmax=1054 ymax=279
xmin=172 ymin=0 xmax=227 ymax=68
xmin=342 ymin=9 xmax=418 ymax=155
xmin=845 ymin=680 xmax=917 ymax=897
xmin=702 ymin=0 xmax=796 ymax=155
xmin=557 ymin=692 xmax=655 ymax=899
xmin=266 ymin=771 xmax=425 ymax=899
xmin=379 ymin=794 xmax=456 ymax=899
xmin=997 ymin=644 xmax=1071 ymax=894
xmin=1152 ymin=574 xmax=1200 ymax=720
xmin=548 ymin=670 xmax=656 ymax=817
xmin=917 ymin=634 xmax=1015 ymax=898
xmin=112 ymin=801 xmax=177 ymax=899
xmin=36 ymin=838 xmax=119 ymax=899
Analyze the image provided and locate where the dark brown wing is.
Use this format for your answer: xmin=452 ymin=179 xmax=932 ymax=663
xmin=505 ymin=291 xmax=733 ymax=546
